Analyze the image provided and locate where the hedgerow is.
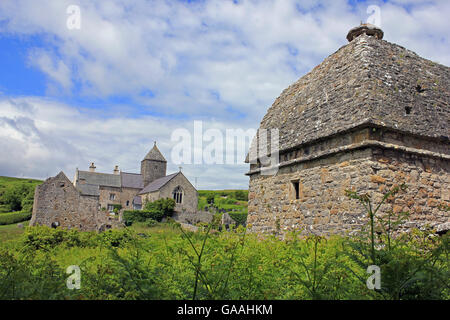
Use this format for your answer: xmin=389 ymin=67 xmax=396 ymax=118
xmin=0 ymin=211 xmax=32 ymax=225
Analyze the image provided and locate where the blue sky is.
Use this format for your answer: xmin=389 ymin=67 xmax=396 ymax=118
xmin=0 ymin=0 xmax=449 ymax=189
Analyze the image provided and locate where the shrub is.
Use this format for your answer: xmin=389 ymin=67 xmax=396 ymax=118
xmin=124 ymin=198 xmax=176 ymax=225
xmin=0 ymin=184 xmax=35 ymax=213
xmin=229 ymin=212 xmax=247 ymax=226
xmin=123 ymin=210 xmax=164 ymax=224
xmin=144 ymin=198 xmax=175 ymax=217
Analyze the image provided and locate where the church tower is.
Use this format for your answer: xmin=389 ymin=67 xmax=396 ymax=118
xmin=141 ymin=142 xmax=167 ymax=187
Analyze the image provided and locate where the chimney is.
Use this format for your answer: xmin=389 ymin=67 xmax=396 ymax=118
xmin=89 ymin=162 xmax=96 ymax=172
xmin=113 ymin=165 xmax=120 ymax=175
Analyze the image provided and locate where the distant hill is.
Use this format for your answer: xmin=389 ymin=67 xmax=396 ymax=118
xmin=0 ymin=176 xmax=42 ymax=214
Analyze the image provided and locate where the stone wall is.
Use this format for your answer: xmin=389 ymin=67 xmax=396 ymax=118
xmin=159 ymin=173 xmax=198 ymax=213
xmin=141 ymin=159 xmax=167 ymax=186
xmin=119 ymin=187 xmax=141 ymax=210
xmin=98 ymin=186 xmax=122 ymax=210
xmin=173 ymin=211 xmax=213 ymax=225
xmin=247 ymin=147 xmax=449 ymax=236
xmin=140 ymin=190 xmax=160 ymax=206
xmin=31 ymin=172 xmax=120 ymax=231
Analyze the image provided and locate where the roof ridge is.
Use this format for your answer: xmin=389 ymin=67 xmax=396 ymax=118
xmin=138 ymin=172 xmax=180 ymax=195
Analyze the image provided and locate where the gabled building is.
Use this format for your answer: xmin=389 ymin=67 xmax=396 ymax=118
xmin=73 ymin=142 xmax=198 ymax=214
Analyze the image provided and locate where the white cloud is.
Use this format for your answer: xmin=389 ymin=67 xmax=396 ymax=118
xmin=0 ymin=97 xmax=252 ymax=189
xmin=0 ymin=0 xmax=448 ymax=189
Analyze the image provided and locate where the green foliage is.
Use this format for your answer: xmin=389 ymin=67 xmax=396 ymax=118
xmin=123 ymin=210 xmax=162 ymax=223
xmin=228 ymin=212 xmax=247 ymax=225
xmin=0 ymin=222 xmax=447 ymax=300
xmin=112 ymin=204 xmax=122 ymax=214
xmin=0 ymin=184 xmax=447 ymax=300
xmin=124 ymin=198 xmax=175 ymax=225
xmin=0 ymin=176 xmax=41 ymax=214
xmin=144 ymin=197 xmax=175 ymax=215
xmin=345 ymin=184 xmax=449 ymax=300
xmin=0 ymin=211 xmax=32 ymax=225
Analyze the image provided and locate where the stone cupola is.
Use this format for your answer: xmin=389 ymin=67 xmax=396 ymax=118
xmin=346 ymin=23 xmax=383 ymax=42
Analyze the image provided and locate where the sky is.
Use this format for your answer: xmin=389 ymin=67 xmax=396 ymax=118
xmin=0 ymin=0 xmax=449 ymax=190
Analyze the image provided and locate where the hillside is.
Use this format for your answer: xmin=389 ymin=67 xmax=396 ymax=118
xmin=0 ymin=176 xmax=42 ymax=224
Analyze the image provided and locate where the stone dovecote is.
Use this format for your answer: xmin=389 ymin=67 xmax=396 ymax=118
xmin=246 ymin=25 xmax=449 ymax=236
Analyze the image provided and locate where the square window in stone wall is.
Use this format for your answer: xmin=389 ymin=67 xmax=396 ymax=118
xmin=291 ymin=180 xmax=300 ymax=200
xmin=109 ymin=193 xmax=115 ymax=200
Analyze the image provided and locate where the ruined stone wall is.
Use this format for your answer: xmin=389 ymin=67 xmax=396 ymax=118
xmin=247 ymin=147 xmax=449 ymax=236
xmin=173 ymin=211 xmax=214 ymax=225
xmin=31 ymin=172 xmax=120 ymax=231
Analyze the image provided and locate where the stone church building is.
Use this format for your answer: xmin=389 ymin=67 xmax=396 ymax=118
xmin=31 ymin=142 xmax=198 ymax=231
xmin=246 ymin=24 xmax=449 ymax=236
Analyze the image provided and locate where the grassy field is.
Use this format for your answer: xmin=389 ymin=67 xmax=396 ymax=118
xmin=0 ymin=221 xmax=29 ymax=242
xmin=198 ymin=190 xmax=248 ymax=212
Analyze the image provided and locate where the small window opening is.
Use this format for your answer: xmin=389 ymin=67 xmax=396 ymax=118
xmin=109 ymin=193 xmax=115 ymax=200
xmin=416 ymin=85 xmax=425 ymax=93
xmin=405 ymin=106 xmax=412 ymax=115
xmin=292 ymin=181 xmax=300 ymax=200
xmin=126 ymin=200 xmax=130 ymax=206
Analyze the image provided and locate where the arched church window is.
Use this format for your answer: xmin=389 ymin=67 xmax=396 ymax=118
xmin=173 ymin=186 xmax=183 ymax=204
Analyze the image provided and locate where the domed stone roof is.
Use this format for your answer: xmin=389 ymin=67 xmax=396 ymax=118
xmin=250 ymin=30 xmax=449 ymax=160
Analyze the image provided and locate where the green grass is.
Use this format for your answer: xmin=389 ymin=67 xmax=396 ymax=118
xmin=0 ymin=221 xmax=29 ymax=242
xmin=197 ymin=190 xmax=248 ymax=213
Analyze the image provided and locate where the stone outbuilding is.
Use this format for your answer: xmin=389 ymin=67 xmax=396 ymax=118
xmin=246 ymin=24 xmax=449 ymax=236
xmin=30 ymin=172 xmax=119 ymax=231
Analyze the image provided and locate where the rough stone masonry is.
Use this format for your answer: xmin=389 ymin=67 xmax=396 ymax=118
xmin=246 ymin=24 xmax=449 ymax=236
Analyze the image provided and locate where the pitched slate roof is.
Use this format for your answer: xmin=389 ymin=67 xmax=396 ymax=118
xmin=143 ymin=143 xmax=167 ymax=162
xmin=77 ymin=184 xmax=100 ymax=196
xmin=138 ymin=172 xmax=179 ymax=195
xmin=77 ymin=170 xmax=121 ymax=188
xmin=121 ymin=172 xmax=144 ymax=189
xmin=249 ymin=33 xmax=450 ymax=158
